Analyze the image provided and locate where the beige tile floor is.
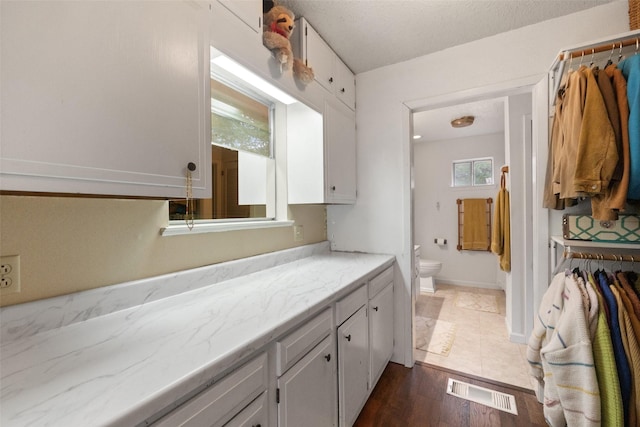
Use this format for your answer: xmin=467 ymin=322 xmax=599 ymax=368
xmin=414 ymin=284 xmax=534 ymax=391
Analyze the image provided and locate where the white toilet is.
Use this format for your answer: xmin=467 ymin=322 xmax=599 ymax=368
xmin=419 ymin=259 xmax=442 ymax=293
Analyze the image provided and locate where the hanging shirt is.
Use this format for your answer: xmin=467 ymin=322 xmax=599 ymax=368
xmin=553 ymin=67 xmax=588 ymax=200
xmin=573 ymin=67 xmax=618 ymax=203
xmin=618 ymin=55 xmax=640 ymax=200
xmin=596 ymin=271 xmax=631 ymax=426
xmin=604 ymin=64 xmax=631 ymax=212
xmin=588 ymin=275 xmax=624 ymax=427
xmin=527 ymin=272 xmax=601 ymax=427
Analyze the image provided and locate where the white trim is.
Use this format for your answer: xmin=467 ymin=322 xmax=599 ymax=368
xmin=404 ymin=74 xmax=542 ymax=111
xmin=161 ymin=219 xmax=294 ymax=236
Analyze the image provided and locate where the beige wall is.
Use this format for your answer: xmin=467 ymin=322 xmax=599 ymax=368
xmin=0 ymin=195 xmax=326 ymax=306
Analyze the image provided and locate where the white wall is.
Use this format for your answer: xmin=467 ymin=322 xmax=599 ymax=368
xmin=414 ymin=132 xmax=505 ymax=289
xmin=327 ymin=0 xmax=629 ymax=366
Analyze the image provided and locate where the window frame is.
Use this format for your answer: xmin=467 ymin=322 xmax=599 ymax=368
xmin=163 ymin=52 xmax=294 ymax=236
xmin=451 ymin=157 xmax=495 ymax=188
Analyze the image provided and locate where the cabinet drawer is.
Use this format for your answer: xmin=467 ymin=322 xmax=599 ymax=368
xmin=153 ymin=353 xmax=267 ymax=427
xmin=224 ymin=392 xmax=267 ymax=427
xmin=336 ymin=285 xmax=366 ymax=326
xmin=277 ymin=308 xmax=332 ymax=376
xmin=368 ymin=266 xmax=393 ymax=299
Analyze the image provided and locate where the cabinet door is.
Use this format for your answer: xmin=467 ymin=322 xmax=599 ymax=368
xmin=0 ymin=1 xmax=210 ymax=198
xmin=325 ymin=100 xmax=357 ymax=203
xmin=334 ymin=58 xmax=356 ymax=110
xmin=278 ymin=336 xmax=337 ymax=427
xmin=369 ymin=283 xmax=394 ymax=387
xmin=224 ymin=392 xmax=267 ymax=427
xmin=217 ymin=0 xmax=261 ymax=35
xmin=303 ymin=19 xmax=335 ymax=93
xmin=337 ymin=306 xmax=369 ymax=427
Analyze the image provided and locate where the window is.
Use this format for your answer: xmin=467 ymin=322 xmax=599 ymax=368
xmin=452 ymin=157 xmax=494 ymax=187
xmin=169 ymin=51 xmax=283 ymax=223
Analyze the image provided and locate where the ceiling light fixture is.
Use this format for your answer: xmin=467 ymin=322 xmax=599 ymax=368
xmin=413 ymin=134 xmax=422 ymax=140
xmin=450 ymin=116 xmax=475 ymax=128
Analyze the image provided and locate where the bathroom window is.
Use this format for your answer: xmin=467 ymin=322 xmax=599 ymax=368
xmin=452 ymin=157 xmax=494 ymax=187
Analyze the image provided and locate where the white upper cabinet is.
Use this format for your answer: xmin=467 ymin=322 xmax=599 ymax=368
xmin=216 ymin=0 xmax=262 ymax=35
xmin=334 ymin=58 xmax=356 ymax=110
xmin=324 ymin=100 xmax=357 ymax=203
xmin=287 ymin=100 xmax=356 ymax=204
xmin=294 ymin=18 xmax=356 ymax=110
xmin=0 ymin=1 xmax=210 ymax=198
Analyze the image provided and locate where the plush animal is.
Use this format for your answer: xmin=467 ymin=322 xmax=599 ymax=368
xmin=262 ymin=0 xmax=314 ymax=84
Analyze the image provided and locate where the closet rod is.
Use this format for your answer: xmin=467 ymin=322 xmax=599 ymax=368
xmin=558 ymin=37 xmax=638 ymax=61
xmin=563 ymin=251 xmax=637 ymax=263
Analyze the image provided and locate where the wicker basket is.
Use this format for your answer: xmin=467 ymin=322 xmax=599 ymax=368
xmin=631 ymin=0 xmax=640 ymax=30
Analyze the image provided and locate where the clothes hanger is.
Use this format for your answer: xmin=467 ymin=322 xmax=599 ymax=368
xmin=605 ymin=44 xmax=615 ymax=67
xmin=618 ymin=42 xmax=623 ymax=63
xmin=589 ymin=49 xmax=595 ymax=68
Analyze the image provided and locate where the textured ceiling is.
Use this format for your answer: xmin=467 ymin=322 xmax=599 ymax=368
xmin=412 ymin=97 xmax=505 ymax=143
xmin=279 ymin=0 xmax=615 ymax=74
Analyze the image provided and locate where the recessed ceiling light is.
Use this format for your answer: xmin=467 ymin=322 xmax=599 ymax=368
xmin=413 ymin=134 xmax=422 ymax=140
xmin=450 ymin=116 xmax=475 ymax=128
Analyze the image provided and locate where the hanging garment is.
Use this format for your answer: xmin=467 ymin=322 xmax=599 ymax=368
xmin=618 ymin=55 xmax=640 ymax=200
xmin=591 ymin=66 xmax=623 ymax=220
xmin=588 ymin=273 xmax=624 ymax=427
xmin=596 ymin=271 xmax=632 ymax=426
xmin=573 ymin=67 xmax=618 ymax=215
xmin=527 ymin=272 xmax=601 ymax=427
xmin=553 ymin=67 xmax=588 ymax=200
xmin=544 ymin=72 xmax=574 ymax=210
xmin=613 ymin=280 xmax=640 ymax=426
xmin=491 ymin=174 xmax=511 ymax=272
xmin=604 ymin=64 xmax=631 ymax=212
xmin=618 ymin=271 xmax=640 ymax=320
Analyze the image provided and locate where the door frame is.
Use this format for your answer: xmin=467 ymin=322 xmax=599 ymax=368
xmin=402 ymin=73 xmax=549 ymax=364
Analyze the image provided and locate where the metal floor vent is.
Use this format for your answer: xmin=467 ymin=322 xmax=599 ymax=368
xmin=446 ymin=378 xmax=518 ymax=415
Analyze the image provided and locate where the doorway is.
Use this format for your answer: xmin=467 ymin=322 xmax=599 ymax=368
xmin=408 ymin=86 xmax=539 ymax=389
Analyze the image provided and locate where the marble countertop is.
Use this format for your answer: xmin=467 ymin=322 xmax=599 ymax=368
xmin=0 ymin=248 xmax=394 ymax=427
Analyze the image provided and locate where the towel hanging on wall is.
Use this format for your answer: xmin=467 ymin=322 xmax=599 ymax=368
xmin=491 ymin=171 xmax=511 ymax=272
xmin=457 ymin=198 xmax=492 ymax=251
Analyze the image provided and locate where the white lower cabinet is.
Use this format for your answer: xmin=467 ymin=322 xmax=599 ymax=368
xmin=369 ymin=282 xmax=394 ymax=386
xmin=152 ymin=353 xmax=267 ymax=427
xmin=276 ymin=308 xmax=336 ymax=427
xmin=277 ymin=336 xmax=337 ymax=427
xmin=225 ymin=392 xmax=267 ymax=427
xmin=149 ymin=267 xmax=394 ymax=427
xmin=336 ymin=290 xmax=369 ymax=427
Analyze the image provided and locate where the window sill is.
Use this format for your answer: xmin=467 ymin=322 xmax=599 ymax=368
xmin=161 ymin=219 xmax=294 ymax=236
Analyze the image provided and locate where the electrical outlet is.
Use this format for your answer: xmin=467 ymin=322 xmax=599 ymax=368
xmin=0 ymin=255 xmax=20 ymax=295
xmin=293 ymin=225 xmax=304 ymax=242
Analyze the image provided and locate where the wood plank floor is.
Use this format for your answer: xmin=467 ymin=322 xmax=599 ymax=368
xmin=354 ymin=362 xmax=547 ymax=427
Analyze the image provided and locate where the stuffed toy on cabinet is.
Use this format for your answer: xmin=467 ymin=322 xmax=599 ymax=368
xmin=262 ymin=0 xmax=314 ymax=84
